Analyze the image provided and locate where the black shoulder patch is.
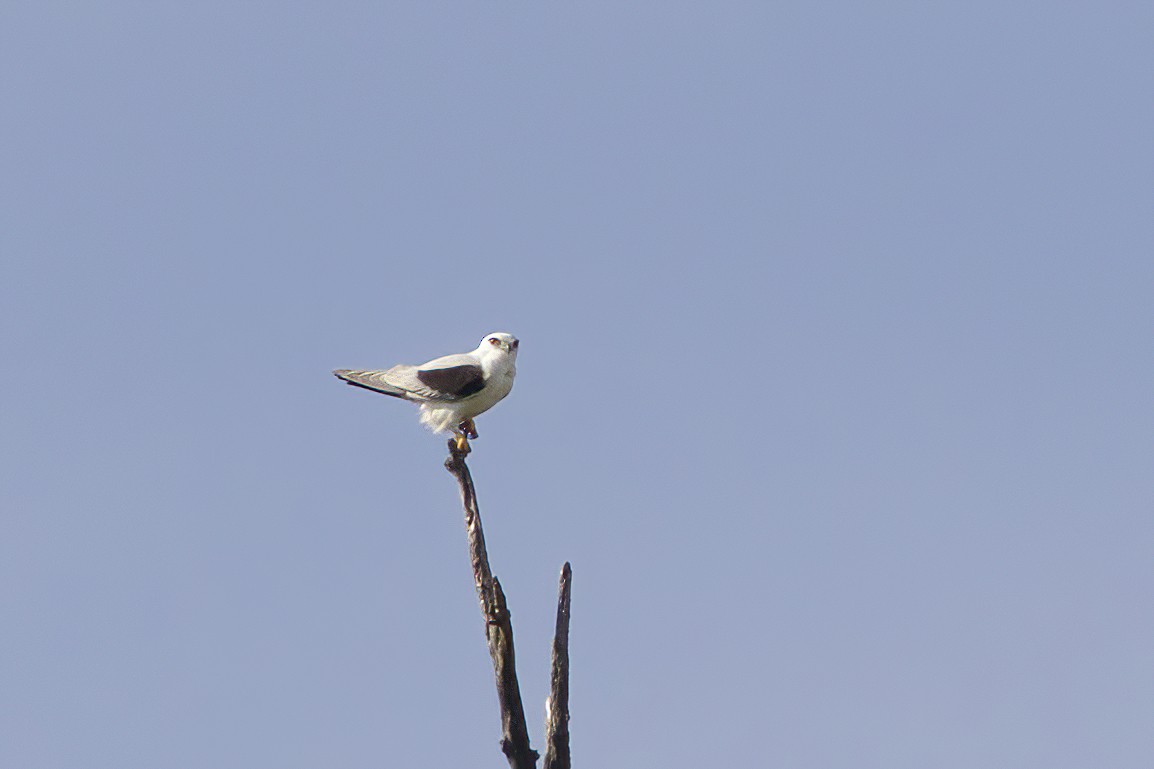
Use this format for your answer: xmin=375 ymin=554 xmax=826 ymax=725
xmin=417 ymin=365 xmax=485 ymax=397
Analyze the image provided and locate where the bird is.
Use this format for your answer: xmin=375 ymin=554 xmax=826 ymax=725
xmin=333 ymin=332 xmax=519 ymax=454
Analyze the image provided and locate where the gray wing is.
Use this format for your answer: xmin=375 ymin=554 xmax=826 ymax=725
xmin=334 ymin=353 xmax=484 ymax=402
xmin=333 ymin=368 xmax=411 ymax=398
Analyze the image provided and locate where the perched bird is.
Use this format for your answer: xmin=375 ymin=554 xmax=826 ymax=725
xmin=333 ymin=332 xmax=519 ymax=453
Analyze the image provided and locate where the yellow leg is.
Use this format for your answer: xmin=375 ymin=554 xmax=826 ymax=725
xmin=453 ymin=433 xmax=471 ymax=454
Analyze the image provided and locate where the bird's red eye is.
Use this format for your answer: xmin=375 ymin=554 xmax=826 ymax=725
xmin=489 ymin=338 xmax=500 ymax=345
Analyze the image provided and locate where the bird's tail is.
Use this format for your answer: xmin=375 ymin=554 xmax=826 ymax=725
xmin=332 ymin=369 xmax=408 ymax=398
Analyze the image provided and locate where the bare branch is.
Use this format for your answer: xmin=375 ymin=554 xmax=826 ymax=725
xmin=542 ymin=562 xmax=572 ymax=769
xmin=444 ymin=441 xmax=539 ymax=769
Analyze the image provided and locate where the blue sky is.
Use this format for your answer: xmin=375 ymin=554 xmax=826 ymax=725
xmin=3 ymin=3 xmax=1153 ymax=767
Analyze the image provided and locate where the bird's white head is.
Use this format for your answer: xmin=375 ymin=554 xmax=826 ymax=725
xmin=478 ymin=332 xmax=519 ymax=358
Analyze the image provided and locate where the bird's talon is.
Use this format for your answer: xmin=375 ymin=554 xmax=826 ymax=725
xmin=453 ymin=434 xmax=471 ymax=455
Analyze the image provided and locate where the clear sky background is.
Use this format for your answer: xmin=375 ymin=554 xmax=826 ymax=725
xmin=2 ymin=3 xmax=1152 ymax=768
